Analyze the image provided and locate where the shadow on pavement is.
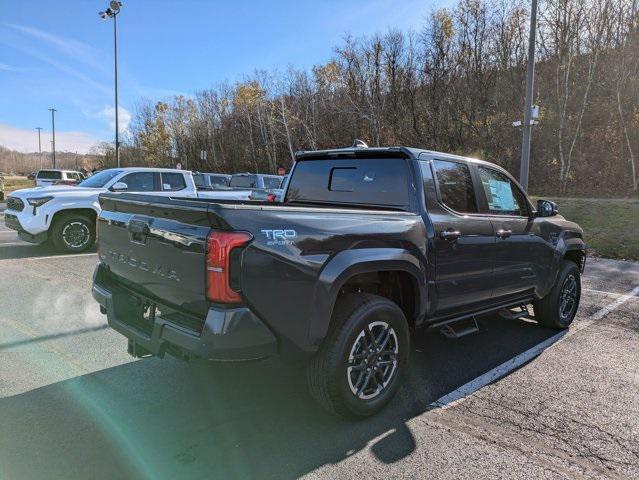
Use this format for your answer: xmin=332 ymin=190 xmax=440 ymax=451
xmin=0 ymin=325 xmax=109 ymax=350
xmin=0 ymin=241 xmax=97 ymax=259
xmin=0 ymin=315 xmax=558 ymax=480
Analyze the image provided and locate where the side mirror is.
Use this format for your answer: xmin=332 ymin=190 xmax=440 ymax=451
xmin=110 ymin=181 xmax=128 ymax=192
xmin=536 ymin=199 xmax=558 ymax=217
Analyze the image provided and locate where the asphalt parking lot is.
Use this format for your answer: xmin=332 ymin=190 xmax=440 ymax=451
xmin=1 ymin=216 xmax=638 ymax=480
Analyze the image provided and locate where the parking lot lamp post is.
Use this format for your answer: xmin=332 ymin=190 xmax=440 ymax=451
xmin=99 ymin=1 xmax=123 ymax=168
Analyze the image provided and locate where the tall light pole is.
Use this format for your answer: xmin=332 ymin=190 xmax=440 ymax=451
xmin=519 ymin=0 xmax=538 ymax=192
xmin=99 ymin=1 xmax=123 ymax=168
xmin=36 ymin=127 xmax=43 ymax=170
xmin=48 ymin=108 xmax=57 ymax=168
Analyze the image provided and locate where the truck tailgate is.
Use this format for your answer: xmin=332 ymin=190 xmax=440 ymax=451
xmin=97 ymin=194 xmax=223 ymax=316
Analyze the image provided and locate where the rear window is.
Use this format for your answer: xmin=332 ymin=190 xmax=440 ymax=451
xmin=161 ymin=172 xmax=186 ymax=191
xmin=37 ymin=170 xmax=62 ymax=180
xmin=432 ymin=160 xmax=478 ymax=213
xmin=209 ymin=175 xmax=229 ymax=187
xmin=193 ymin=173 xmax=206 ymax=188
xmin=286 ymin=159 xmax=410 ymax=208
xmin=263 ymin=176 xmax=283 ymax=189
xmin=229 ymin=175 xmax=257 ymax=188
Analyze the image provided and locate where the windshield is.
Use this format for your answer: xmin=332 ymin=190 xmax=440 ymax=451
xmin=78 ymin=169 xmax=123 ymax=188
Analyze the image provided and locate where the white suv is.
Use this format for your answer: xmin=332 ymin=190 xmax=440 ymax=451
xmin=4 ymin=167 xmax=200 ymax=252
xmin=35 ymin=169 xmax=85 ymax=187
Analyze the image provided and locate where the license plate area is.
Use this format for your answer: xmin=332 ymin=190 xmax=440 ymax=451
xmin=113 ymin=293 xmax=156 ymax=337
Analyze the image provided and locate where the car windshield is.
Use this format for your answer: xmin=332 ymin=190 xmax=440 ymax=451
xmin=78 ymin=169 xmax=123 ymax=188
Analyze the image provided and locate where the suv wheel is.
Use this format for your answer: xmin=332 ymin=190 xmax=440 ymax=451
xmin=307 ymin=293 xmax=410 ymax=418
xmin=51 ymin=213 xmax=95 ymax=253
xmin=534 ymin=260 xmax=581 ymax=329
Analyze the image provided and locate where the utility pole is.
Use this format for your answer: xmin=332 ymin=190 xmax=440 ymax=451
xmin=519 ymin=0 xmax=538 ymax=192
xmin=36 ymin=127 xmax=43 ymax=170
xmin=48 ymin=108 xmax=57 ymax=168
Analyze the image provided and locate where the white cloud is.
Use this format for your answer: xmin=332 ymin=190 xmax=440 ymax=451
xmin=0 ymin=124 xmax=100 ymax=154
xmin=0 ymin=62 xmax=25 ymax=72
xmin=98 ymin=106 xmax=132 ymax=135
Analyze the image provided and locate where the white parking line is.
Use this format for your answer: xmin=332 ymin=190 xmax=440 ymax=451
xmin=21 ymin=252 xmax=98 ymax=261
xmin=429 ymin=285 xmax=639 ymax=410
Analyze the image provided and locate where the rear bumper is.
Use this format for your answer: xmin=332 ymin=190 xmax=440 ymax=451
xmin=92 ymin=264 xmax=277 ymax=361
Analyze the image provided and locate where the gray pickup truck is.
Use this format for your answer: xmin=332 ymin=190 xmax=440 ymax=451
xmin=92 ymin=146 xmax=585 ymax=418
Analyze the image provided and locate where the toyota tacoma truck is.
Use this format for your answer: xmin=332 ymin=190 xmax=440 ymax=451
xmin=92 ymin=146 xmax=585 ymax=418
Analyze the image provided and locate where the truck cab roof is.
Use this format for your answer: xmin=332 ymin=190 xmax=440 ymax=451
xmin=294 ymin=146 xmax=517 ymax=181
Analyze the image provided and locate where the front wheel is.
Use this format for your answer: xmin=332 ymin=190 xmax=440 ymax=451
xmin=50 ymin=213 xmax=95 ymax=253
xmin=307 ymin=293 xmax=410 ymax=419
xmin=534 ymin=260 xmax=581 ymax=329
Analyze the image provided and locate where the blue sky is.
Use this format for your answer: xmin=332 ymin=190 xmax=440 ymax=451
xmin=1 ymin=0 xmax=442 ymax=153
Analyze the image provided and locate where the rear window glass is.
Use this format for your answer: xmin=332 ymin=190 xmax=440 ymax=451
xmin=209 ymin=175 xmax=229 ymax=187
xmin=432 ymin=160 xmax=477 ymax=213
xmin=37 ymin=170 xmax=62 ymax=180
xmin=193 ymin=173 xmax=206 ymax=187
xmin=230 ymin=175 xmax=257 ymax=188
xmin=286 ymin=159 xmax=410 ymax=208
xmin=263 ymin=176 xmax=283 ymax=189
xmin=161 ymin=172 xmax=186 ymax=191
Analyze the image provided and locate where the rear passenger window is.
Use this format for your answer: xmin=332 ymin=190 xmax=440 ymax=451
xmin=432 ymin=160 xmax=478 ymax=213
xmin=121 ymin=172 xmax=159 ymax=192
xmin=162 ymin=172 xmax=186 ymax=191
xmin=478 ymin=167 xmax=528 ymax=216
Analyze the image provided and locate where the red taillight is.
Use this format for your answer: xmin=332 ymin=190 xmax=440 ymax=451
xmin=206 ymin=231 xmax=252 ymax=303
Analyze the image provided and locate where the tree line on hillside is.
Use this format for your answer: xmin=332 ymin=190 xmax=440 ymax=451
xmin=102 ymin=0 xmax=639 ymax=196
xmin=0 ymin=146 xmax=101 ymax=175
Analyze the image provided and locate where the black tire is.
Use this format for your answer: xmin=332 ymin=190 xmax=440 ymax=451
xmin=534 ymin=260 xmax=581 ymax=329
xmin=50 ymin=213 xmax=95 ymax=253
xmin=307 ymin=293 xmax=410 ymax=419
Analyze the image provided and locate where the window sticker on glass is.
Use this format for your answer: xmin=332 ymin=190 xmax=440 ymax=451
xmin=485 ymin=179 xmax=516 ymax=211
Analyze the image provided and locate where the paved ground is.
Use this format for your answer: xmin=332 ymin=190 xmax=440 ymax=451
xmin=0 ymin=218 xmax=637 ymax=480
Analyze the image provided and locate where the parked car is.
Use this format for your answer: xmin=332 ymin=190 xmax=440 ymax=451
xmin=229 ymin=173 xmax=284 ymax=189
xmin=193 ymin=173 xmax=231 ymax=190
xmin=92 ymin=145 xmax=585 ymax=418
xmin=4 ymin=168 xmax=239 ymax=253
xmin=35 ymin=169 xmax=84 ymax=187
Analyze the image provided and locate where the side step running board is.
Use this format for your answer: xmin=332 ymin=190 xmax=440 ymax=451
xmin=498 ymin=304 xmax=533 ymax=321
xmin=440 ymin=316 xmax=479 ymax=339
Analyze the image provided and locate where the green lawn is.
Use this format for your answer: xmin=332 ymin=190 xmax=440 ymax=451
xmin=535 ymin=197 xmax=639 ymax=261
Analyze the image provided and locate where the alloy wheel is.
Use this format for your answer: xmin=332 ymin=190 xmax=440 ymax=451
xmin=346 ymin=320 xmax=399 ymax=400
xmin=62 ymin=221 xmax=91 ymax=249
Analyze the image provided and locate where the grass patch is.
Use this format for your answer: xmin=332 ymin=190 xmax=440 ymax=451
xmin=535 ymin=197 xmax=639 ymax=261
xmin=1 ymin=176 xmax=35 ymax=194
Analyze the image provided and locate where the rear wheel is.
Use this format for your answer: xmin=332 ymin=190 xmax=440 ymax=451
xmin=50 ymin=213 xmax=95 ymax=253
xmin=534 ymin=260 xmax=581 ymax=329
xmin=307 ymin=293 xmax=410 ymax=418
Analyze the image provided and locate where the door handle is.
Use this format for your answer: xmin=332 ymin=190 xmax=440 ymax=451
xmin=440 ymin=229 xmax=462 ymax=241
xmin=496 ymin=229 xmax=512 ymax=239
